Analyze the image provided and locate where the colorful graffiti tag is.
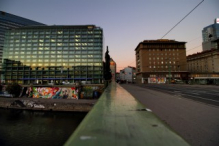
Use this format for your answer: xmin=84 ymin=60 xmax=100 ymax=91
xmin=23 ymin=85 xmax=104 ymax=99
xmin=27 ymin=87 xmax=79 ymax=99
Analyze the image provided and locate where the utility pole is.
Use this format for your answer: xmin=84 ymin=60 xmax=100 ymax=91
xmin=168 ymin=58 xmax=171 ymax=84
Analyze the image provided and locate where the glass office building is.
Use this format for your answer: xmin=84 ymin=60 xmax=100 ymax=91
xmin=202 ymin=18 xmax=219 ymax=51
xmin=0 ymin=11 xmax=45 ymax=73
xmin=2 ymin=25 xmax=103 ymax=84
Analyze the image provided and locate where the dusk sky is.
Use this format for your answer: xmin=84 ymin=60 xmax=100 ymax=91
xmin=0 ymin=0 xmax=218 ymax=71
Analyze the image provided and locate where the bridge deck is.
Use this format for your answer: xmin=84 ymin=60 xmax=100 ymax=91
xmin=65 ymin=82 xmax=189 ymax=146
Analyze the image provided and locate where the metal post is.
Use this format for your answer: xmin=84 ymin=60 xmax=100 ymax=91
xmin=168 ymin=59 xmax=171 ymax=84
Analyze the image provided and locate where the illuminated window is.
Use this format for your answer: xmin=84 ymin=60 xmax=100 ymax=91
xmin=75 ymin=59 xmax=80 ymax=62
xmin=32 ymin=51 xmax=37 ymax=54
xmin=58 ymin=31 xmax=63 ymax=34
xmin=82 ymin=59 xmax=87 ymax=62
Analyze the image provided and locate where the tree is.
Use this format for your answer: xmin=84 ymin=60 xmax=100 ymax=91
xmin=5 ymin=83 xmax=22 ymax=98
xmin=104 ymin=46 xmax=112 ymax=80
xmin=0 ymin=84 xmax=3 ymax=92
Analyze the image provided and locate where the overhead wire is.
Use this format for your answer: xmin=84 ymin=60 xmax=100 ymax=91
xmin=161 ymin=0 xmax=204 ymax=39
xmin=118 ymin=0 xmax=205 ymax=71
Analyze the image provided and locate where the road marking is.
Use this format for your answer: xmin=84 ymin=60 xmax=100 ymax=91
xmin=173 ymin=91 xmax=181 ymax=93
xmin=180 ymin=93 xmax=219 ymax=103
xmin=200 ymin=92 xmax=219 ymax=96
xmin=190 ymin=92 xmax=200 ymax=95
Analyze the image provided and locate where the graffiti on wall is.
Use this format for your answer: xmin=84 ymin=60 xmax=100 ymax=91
xmin=23 ymin=85 xmax=104 ymax=99
xmin=26 ymin=87 xmax=79 ymax=99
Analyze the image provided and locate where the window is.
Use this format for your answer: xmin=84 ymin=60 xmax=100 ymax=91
xmin=57 ymin=31 xmax=63 ymax=34
xmin=31 ymin=55 xmax=37 ymax=58
xmin=63 ymin=55 xmax=68 ymax=58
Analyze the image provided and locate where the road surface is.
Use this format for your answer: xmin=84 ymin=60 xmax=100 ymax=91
xmin=121 ymin=83 xmax=219 ymax=146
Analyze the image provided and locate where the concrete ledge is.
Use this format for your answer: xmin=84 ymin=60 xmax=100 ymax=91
xmin=65 ymin=82 xmax=189 ymax=146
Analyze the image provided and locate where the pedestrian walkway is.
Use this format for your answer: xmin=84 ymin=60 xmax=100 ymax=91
xmin=65 ymin=82 xmax=189 ymax=146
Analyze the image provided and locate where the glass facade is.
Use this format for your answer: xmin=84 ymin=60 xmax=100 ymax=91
xmin=202 ymin=20 xmax=219 ymax=51
xmin=2 ymin=25 xmax=103 ymax=84
xmin=0 ymin=11 xmax=45 ymax=73
xmin=202 ymin=23 xmax=219 ymax=42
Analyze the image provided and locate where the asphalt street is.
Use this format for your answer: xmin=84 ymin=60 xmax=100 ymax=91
xmin=120 ymin=83 xmax=219 ymax=146
xmin=136 ymin=84 xmax=219 ymax=106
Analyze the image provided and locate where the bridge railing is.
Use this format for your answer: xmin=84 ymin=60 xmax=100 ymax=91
xmin=65 ymin=82 xmax=189 ymax=146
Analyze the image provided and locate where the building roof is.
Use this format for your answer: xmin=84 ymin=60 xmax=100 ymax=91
xmin=0 ymin=11 xmax=45 ymax=26
xmin=187 ymin=48 xmax=219 ymax=58
xmin=127 ymin=66 xmax=136 ymax=69
xmin=135 ymin=39 xmax=186 ymax=51
xmin=8 ymin=25 xmax=102 ymax=30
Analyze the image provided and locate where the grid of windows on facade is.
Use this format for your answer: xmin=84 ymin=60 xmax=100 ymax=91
xmin=2 ymin=26 xmax=103 ymax=84
xmin=0 ymin=11 xmax=45 ymax=72
xmin=148 ymin=48 xmax=181 ymax=71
